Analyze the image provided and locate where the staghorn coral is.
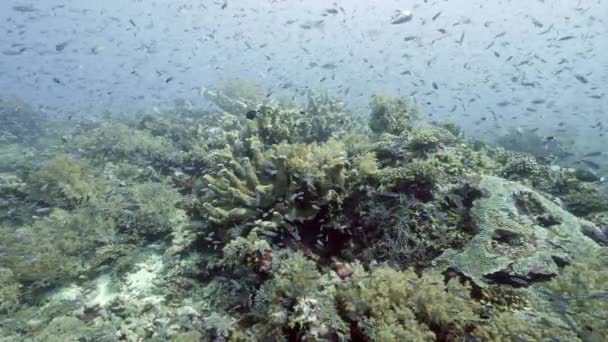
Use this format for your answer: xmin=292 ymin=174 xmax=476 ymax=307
xmin=368 ymin=95 xmax=420 ymax=135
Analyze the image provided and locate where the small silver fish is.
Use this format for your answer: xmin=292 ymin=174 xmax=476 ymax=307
xmin=391 ymin=10 xmax=413 ymax=25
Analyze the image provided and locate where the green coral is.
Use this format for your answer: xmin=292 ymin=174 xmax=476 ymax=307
xmin=0 ymin=173 xmax=31 ymax=227
xmin=245 ymin=93 xmax=355 ymax=146
xmin=377 ymin=160 xmax=439 ymax=197
xmin=355 ymin=194 xmax=470 ymax=268
xmin=540 ymin=251 xmax=608 ymax=340
xmin=406 ymin=124 xmax=458 ymax=154
xmin=559 ymin=182 xmax=608 ymax=217
xmin=253 ymin=252 xmax=347 ymax=340
xmin=338 ymin=265 xmax=479 ymax=341
xmin=0 ymin=267 xmax=20 ymax=314
xmin=0 ymin=96 xmax=46 ymax=144
xmin=0 ymin=208 xmax=116 ymax=290
xmin=201 ymin=139 xmax=349 ymax=238
xmin=368 ymin=95 xmax=420 ymax=135
xmin=105 ymin=181 xmax=185 ymax=238
xmin=25 ymin=154 xmax=98 ymax=208
xmin=73 ymin=122 xmax=183 ymax=170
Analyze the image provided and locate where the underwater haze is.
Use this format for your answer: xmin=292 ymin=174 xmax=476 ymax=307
xmin=1 ymin=1 xmax=608 ymax=341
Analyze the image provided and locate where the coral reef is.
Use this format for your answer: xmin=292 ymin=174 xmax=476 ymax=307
xmin=0 ymin=89 xmax=606 ymax=342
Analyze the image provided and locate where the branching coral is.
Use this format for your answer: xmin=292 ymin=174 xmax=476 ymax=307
xmin=377 ymin=160 xmax=440 ymax=200
xmin=337 ymin=265 xmax=479 ymax=341
xmin=200 ymin=139 xmax=350 ymax=245
xmin=0 ymin=267 xmax=20 ymax=314
xmin=406 ymin=124 xmax=458 ymax=154
xmin=252 ymin=252 xmax=347 ymax=340
xmin=105 ymin=181 xmax=185 ymax=238
xmin=0 ymin=208 xmax=116 ymax=291
xmin=246 ymin=95 xmax=355 ymax=147
xmin=368 ymin=95 xmax=420 ymax=135
xmin=540 ymin=251 xmax=608 ymax=340
xmin=0 ymin=96 xmax=46 ymax=144
xmin=25 ymin=154 xmax=99 ymax=208
xmin=72 ymin=122 xmax=183 ymax=171
xmin=355 ymin=193 xmax=470 ymax=268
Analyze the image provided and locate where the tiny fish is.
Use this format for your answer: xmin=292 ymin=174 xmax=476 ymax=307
xmin=532 ymin=18 xmax=543 ymax=28
xmin=578 ymin=159 xmax=601 ymax=170
xmin=574 ymin=74 xmax=588 ymax=84
xmin=12 ymin=5 xmax=37 ymax=12
xmin=432 ymin=82 xmax=438 ymax=90
xmin=129 ymin=19 xmax=137 ymax=28
xmin=558 ymin=35 xmax=575 ymax=41
xmin=321 ymin=63 xmax=337 ymax=69
xmin=432 ymin=11 xmax=442 ymax=21
xmin=457 ymin=31 xmax=465 ymax=45
xmin=2 ymin=47 xmax=27 ymax=56
xmin=582 ymin=151 xmax=603 ymax=158
xmin=221 ymin=2 xmax=227 ymax=10
xmin=391 ymin=10 xmax=413 ymax=25
xmin=55 ymin=41 xmax=69 ymax=52
xmin=165 ymin=77 xmax=173 ymax=83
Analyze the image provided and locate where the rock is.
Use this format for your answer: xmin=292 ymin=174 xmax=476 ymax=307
xmin=436 ymin=175 xmax=601 ymax=287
